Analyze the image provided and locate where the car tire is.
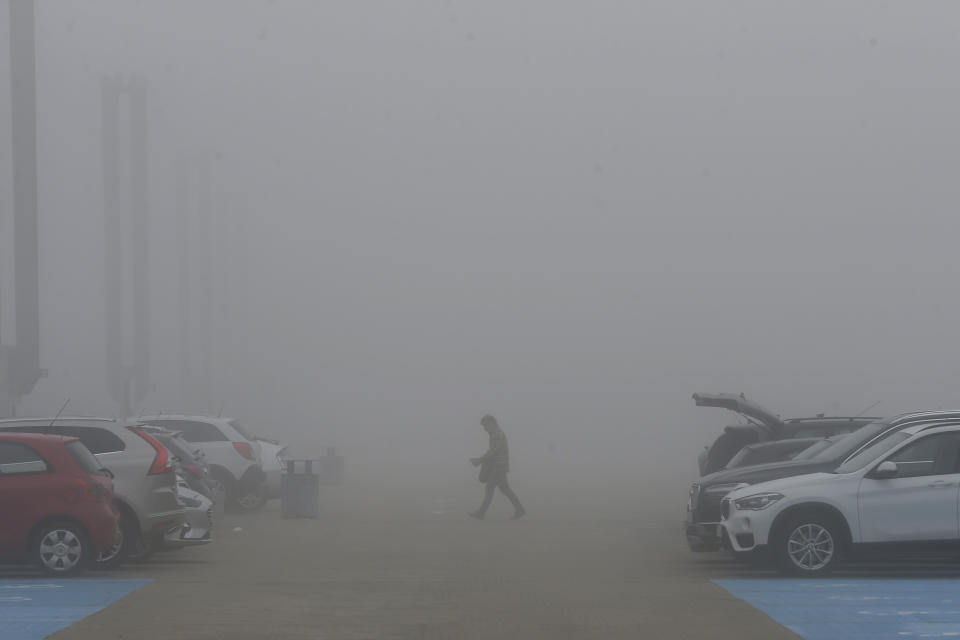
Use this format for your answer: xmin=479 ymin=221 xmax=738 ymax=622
xmin=94 ymin=509 xmax=136 ymax=568
xmin=773 ymin=512 xmax=843 ymax=576
xmin=32 ymin=520 xmax=91 ymax=576
xmin=126 ymin=534 xmax=156 ymax=562
xmin=233 ymin=485 xmax=267 ymax=511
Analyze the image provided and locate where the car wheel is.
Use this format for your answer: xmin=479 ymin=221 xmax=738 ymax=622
xmin=234 ymin=486 xmax=267 ymax=511
xmin=126 ymin=534 xmax=155 ymax=562
xmin=774 ymin=513 xmax=842 ymax=576
xmin=33 ymin=521 xmax=90 ymax=576
xmin=95 ymin=510 xmax=136 ymax=568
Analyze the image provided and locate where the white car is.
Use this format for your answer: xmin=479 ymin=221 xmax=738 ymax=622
xmin=721 ymin=412 xmax=960 ymax=575
xmin=253 ymin=437 xmax=289 ymax=500
xmin=138 ymin=415 xmax=267 ymax=511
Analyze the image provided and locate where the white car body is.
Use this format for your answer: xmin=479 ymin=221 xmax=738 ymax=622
xmin=721 ymin=418 xmax=960 ymax=573
xmin=138 ymin=415 xmax=266 ymax=509
xmin=254 ymin=438 xmax=289 ymax=499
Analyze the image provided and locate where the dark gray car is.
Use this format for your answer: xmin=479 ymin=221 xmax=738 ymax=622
xmin=685 ymin=411 xmax=960 ymax=551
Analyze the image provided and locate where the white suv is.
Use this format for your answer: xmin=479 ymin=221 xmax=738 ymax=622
xmin=721 ymin=414 xmax=960 ymax=575
xmin=138 ymin=415 xmax=267 ymax=511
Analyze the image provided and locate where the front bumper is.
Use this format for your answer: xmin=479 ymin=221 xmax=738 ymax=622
xmin=721 ymin=502 xmax=774 ymax=553
xmin=684 ymin=520 xmax=722 ymax=551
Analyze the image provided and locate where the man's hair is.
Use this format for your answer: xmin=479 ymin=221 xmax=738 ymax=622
xmin=480 ymin=414 xmax=498 ymax=429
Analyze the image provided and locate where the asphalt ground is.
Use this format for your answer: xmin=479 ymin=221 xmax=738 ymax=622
xmin=4 ymin=465 xmax=960 ymax=639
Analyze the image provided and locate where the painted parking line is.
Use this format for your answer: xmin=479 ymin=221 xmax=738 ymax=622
xmin=716 ymin=579 xmax=960 ymax=640
xmin=0 ymin=579 xmax=151 ymax=640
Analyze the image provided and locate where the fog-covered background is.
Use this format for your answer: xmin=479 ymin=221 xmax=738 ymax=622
xmin=2 ymin=1 xmax=960 ymax=478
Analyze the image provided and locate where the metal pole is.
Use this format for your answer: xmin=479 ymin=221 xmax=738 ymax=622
xmin=10 ymin=0 xmax=41 ymax=400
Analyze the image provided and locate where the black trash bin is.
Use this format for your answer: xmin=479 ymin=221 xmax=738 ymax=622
xmin=281 ymin=460 xmax=320 ymax=519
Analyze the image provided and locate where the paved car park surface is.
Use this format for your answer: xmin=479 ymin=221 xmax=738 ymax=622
xmin=0 ymin=579 xmax=150 ymax=640
xmin=3 ymin=467 xmax=959 ymax=639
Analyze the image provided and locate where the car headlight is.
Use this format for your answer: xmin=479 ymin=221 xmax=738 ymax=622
xmin=704 ymin=482 xmax=749 ymax=495
xmin=733 ymin=492 xmax=784 ymax=511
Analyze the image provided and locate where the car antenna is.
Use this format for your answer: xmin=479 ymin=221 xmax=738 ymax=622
xmin=217 ymin=402 xmax=224 ymax=419
xmin=45 ymin=398 xmax=71 ymax=434
xmin=855 ymin=400 xmax=882 ymax=418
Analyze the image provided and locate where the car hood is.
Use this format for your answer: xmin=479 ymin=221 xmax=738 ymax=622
xmin=726 ymin=472 xmax=846 ymax=500
xmin=693 ymin=392 xmax=784 ymax=430
xmin=699 ymin=458 xmax=835 ymax=487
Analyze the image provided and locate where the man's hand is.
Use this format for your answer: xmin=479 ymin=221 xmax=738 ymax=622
xmin=470 ymin=458 xmax=482 ymax=467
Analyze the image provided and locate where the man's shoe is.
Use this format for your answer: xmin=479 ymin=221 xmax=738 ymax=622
xmin=511 ymin=509 xmax=527 ymax=520
xmin=468 ymin=511 xmax=484 ymax=520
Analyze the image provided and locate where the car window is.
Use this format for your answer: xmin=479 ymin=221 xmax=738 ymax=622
xmin=0 ymin=442 xmax=49 ymax=474
xmin=228 ymin=420 xmax=253 ymax=441
xmin=52 ymin=427 xmax=125 ymax=454
xmin=836 ymin=431 xmax=911 ymax=473
xmin=65 ymin=441 xmax=105 ymax=474
xmin=0 ymin=425 xmax=125 ymax=454
xmin=792 ymin=427 xmax=828 ymax=438
xmin=150 ymin=420 xmax=227 ymax=443
xmin=881 ymin=433 xmax=960 ymax=479
xmin=793 ymin=438 xmax=837 ymax=461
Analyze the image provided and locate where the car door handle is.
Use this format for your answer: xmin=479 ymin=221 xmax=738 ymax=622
xmin=928 ymin=480 xmax=953 ymax=488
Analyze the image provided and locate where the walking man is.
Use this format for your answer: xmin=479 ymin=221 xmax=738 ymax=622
xmin=470 ymin=414 xmax=526 ymax=520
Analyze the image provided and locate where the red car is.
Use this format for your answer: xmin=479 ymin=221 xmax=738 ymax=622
xmin=0 ymin=433 xmax=119 ymax=575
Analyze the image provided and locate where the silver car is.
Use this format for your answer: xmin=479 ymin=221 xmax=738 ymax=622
xmin=0 ymin=418 xmax=185 ymax=566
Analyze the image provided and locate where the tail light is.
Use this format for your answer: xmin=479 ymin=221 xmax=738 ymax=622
xmin=232 ymin=442 xmax=256 ymax=461
xmin=132 ymin=428 xmax=173 ymax=475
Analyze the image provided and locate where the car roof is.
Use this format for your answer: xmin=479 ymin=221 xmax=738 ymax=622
xmin=0 ymin=417 xmax=140 ymax=429
xmin=137 ymin=414 xmax=233 ymax=423
xmin=901 ymin=421 xmax=960 ymax=437
xmin=0 ymin=432 xmax=77 ymax=445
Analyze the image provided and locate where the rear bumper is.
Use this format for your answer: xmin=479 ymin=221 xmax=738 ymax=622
xmin=142 ymin=508 xmax=186 ymax=542
xmin=87 ymin=506 xmax=122 ymax=552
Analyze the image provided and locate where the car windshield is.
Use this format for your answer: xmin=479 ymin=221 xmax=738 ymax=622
xmin=793 ymin=437 xmax=839 ymax=461
xmin=834 ymin=431 xmax=912 ymax=473
xmin=807 ymin=421 xmax=891 ymax=462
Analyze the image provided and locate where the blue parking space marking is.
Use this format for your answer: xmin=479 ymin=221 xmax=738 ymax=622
xmin=0 ymin=579 xmax=151 ymax=640
xmin=716 ymin=579 xmax=960 ymax=639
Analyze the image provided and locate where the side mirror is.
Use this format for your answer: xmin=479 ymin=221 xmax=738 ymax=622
xmin=873 ymin=460 xmax=899 ymax=479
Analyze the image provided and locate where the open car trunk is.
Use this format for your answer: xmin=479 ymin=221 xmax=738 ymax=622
xmin=693 ymin=393 xmax=785 ymax=476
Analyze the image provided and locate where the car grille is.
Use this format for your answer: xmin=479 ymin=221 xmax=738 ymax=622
xmin=692 ymin=490 xmax=724 ymax=523
xmin=720 ymin=498 xmax=730 ymax=520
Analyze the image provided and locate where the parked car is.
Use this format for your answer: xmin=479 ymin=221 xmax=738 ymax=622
xmin=721 ymin=411 xmax=960 ymax=575
xmin=144 ymin=427 xmax=217 ymax=499
xmin=693 ymin=392 xmax=879 ymax=475
xmin=253 ymin=437 xmax=288 ymax=500
xmin=684 ymin=412 xmax=955 ymax=551
xmin=163 ymin=477 xmax=213 ymax=548
xmin=0 ymin=433 xmax=119 ymax=575
xmin=724 ymin=437 xmax=824 ymax=470
xmin=0 ymin=418 xmax=185 ymax=566
xmin=138 ymin=415 xmax=266 ymax=511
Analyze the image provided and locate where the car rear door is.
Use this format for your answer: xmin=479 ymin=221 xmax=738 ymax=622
xmin=0 ymin=442 xmax=54 ymax=552
xmin=857 ymin=432 xmax=960 ymax=542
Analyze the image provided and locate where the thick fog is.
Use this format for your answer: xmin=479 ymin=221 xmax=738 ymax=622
xmin=3 ymin=1 xmax=960 ymax=484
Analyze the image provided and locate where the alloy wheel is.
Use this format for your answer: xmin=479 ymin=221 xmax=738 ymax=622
xmin=786 ymin=523 xmax=834 ymax=571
